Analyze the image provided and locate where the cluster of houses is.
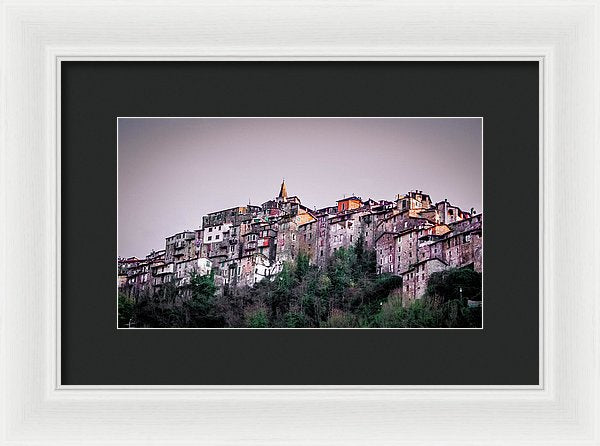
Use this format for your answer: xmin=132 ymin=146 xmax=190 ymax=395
xmin=118 ymin=181 xmax=482 ymax=304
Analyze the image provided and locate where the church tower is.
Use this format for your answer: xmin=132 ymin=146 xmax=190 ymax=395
xmin=278 ymin=179 xmax=288 ymax=202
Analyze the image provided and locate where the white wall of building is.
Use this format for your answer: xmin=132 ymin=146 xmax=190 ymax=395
xmin=203 ymin=223 xmax=232 ymax=243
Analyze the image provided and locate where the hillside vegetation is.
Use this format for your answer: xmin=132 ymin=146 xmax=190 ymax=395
xmin=119 ymin=237 xmax=482 ymax=328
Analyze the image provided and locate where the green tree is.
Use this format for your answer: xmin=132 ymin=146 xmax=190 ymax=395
xmin=245 ymin=307 xmax=269 ymax=328
xmin=269 ymin=261 xmax=294 ymax=321
xmin=118 ymin=293 xmax=135 ymax=328
xmin=184 ymin=271 xmax=222 ymax=327
xmin=284 ymin=310 xmax=308 ymax=328
xmin=426 ymin=267 xmax=482 ymax=304
xmin=294 ymin=250 xmax=311 ymax=282
xmin=354 ymin=234 xmax=376 ymax=276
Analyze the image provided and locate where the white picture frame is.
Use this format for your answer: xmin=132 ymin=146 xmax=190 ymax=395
xmin=1 ymin=1 xmax=598 ymax=444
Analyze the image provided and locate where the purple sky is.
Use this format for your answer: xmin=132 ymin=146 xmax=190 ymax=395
xmin=118 ymin=118 xmax=482 ymax=258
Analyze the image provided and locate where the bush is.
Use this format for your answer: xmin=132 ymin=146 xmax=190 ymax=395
xmin=321 ymin=309 xmax=358 ymax=328
xmin=376 ymin=295 xmax=405 ymax=327
xmin=245 ymin=307 xmax=269 ymax=328
xmin=284 ymin=311 xmax=308 ymax=328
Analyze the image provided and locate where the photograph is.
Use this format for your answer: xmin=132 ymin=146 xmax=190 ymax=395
xmin=117 ymin=117 xmax=483 ymax=328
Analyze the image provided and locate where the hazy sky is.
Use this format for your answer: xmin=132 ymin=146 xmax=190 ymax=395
xmin=118 ymin=118 xmax=482 ymax=258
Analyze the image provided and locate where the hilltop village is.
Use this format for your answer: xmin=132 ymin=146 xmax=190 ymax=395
xmin=118 ymin=181 xmax=482 ymax=305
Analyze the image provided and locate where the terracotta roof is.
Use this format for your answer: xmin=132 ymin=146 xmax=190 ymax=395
xmin=335 ymin=196 xmax=362 ymax=202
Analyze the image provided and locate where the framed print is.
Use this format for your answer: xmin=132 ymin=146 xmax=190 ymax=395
xmin=116 ymin=116 xmax=484 ymax=330
xmin=2 ymin=1 xmax=599 ymax=445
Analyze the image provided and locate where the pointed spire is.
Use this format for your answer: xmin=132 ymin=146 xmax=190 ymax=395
xmin=278 ymin=179 xmax=288 ymax=200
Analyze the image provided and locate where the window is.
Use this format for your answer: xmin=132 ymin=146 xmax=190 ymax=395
xmin=388 ymin=255 xmax=392 ymax=263
xmin=207 ymin=236 xmax=212 ymax=241
xmin=215 ymin=235 xmax=220 ymax=240
xmin=350 ymin=235 xmax=353 ymax=242
xmin=389 ymin=264 xmax=393 ymax=272
xmin=208 ymin=227 xmax=213 ymax=232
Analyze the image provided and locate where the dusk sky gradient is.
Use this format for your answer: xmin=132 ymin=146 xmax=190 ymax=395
xmin=118 ymin=118 xmax=482 ymax=258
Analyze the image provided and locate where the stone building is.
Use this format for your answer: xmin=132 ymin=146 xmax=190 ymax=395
xmin=118 ymin=183 xmax=483 ymax=306
xmin=401 ymin=258 xmax=448 ymax=301
xmin=165 ymin=231 xmax=195 ymax=263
